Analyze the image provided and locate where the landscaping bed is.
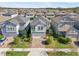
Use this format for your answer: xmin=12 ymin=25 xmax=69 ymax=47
xmin=45 ymin=35 xmax=76 ymax=48
xmin=47 ymin=51 xmax=78 ymax=56
xmin=11 ymin=27 xmax=31 ymax=48
xmin=6 ymin=51 xmax=29 ymax=56
xmin=11 ymin=36 xmax=31 ymax=48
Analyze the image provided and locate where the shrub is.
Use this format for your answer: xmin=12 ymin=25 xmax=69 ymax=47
xmin=47 ymin=36 xmax=52 ymax=44
xmin=14 ymin=37 xmax=20 ymax=44
xmin=18 ymin=26 xmax=31 ymax=39
xmin=58 ymin=36 xmax=70 ymax=44
xmin=24 ymin=38 xmax=31 ymax=42
xmin=54 ymin=51 xmax=67 ymax=56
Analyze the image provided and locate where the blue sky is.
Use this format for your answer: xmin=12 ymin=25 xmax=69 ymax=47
xmin=0 ymin=2 xmax=79 ymax=8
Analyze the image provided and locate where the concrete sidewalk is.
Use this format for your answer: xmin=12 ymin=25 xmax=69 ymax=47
xmin=28 ymin=48 xmax=48 ymax=56
xmin=0 ymin=48 xmax=78 ymax=56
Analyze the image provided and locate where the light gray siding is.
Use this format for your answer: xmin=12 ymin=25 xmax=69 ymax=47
xmin=31 ymin=32 xmax=45 ymax=36
xmin=1 ymin=21 xmax=18 ymax=37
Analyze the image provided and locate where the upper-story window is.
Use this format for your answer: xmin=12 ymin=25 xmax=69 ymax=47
xmin=6 ymin=25 xmax=16 ymax=32
xmin=38 ymin=26 xmax=43 ymax=30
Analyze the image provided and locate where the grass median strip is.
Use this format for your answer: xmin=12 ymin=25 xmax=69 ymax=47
xmin=47 ymin=51 xmax=78 ymax=56
xmin=6 ymin=51 xmax=29 ymax=56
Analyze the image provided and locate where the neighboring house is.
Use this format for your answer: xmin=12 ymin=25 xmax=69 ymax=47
xmin=25 ymin=13 xmax=35 ymax=18
xmin=2 ymin=12 xmax=18 ymax=18
xmin=66 ymin=27 xmax=79 ymax=39
xmin=68 ymin=13 xmax=79 ymax=18
xmin=58 ymin=24 xmax=79 ymax=39
xmin=51 ymin=16 xmax=79 ymax=39
xmin=55 ymin=13 xmax=67 ymax=17
xmin=52 ymin=16 xmax=75 ymax=34
xmin=45 ymin=13 xmax=55 ymax=18
xmin=35 ymin=13 xmax=44 ymax=16
xmin=0 ymin=15 xmax=12 ymax=35
xmin=30 ymin=15 xmax=50 ymax=37
xmin=73 ymin=17 xmax=79 ymax=30
xmin=1 ymin=15 xmax=30 ymax=37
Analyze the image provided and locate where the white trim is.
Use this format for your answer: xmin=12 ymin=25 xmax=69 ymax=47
xmin=16 ymin=25 xmax=20 ymax=34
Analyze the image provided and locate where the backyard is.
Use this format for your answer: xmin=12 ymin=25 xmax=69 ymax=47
xmin=6 ymin=51 xmax=29 ymax=56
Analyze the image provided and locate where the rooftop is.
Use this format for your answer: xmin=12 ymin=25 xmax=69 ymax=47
xmin=58 ymin=24 xmax=71 ymax=32
xmin=9 ymin=15 xmax=30 ymax=25
xmin=0 ymin=15 xmax=11 ymax=23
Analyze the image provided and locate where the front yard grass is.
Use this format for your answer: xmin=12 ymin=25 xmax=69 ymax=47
xmin=47 ymin=51 xmax=78 ymax=56
xmin=6 ymin=51 xmax=29 ymax=56
xmin=11 ymin=36 xmax=31 ymax=48
xmin=45 ymin=36 xmax=76 ymax=48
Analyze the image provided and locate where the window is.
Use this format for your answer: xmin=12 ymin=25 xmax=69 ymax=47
xmin=6 ymin=25 xmax=16 ymax=32
xmin=32 ymin=26 xmax=35 ymax=31
xmin=38 ymin=26 xmax=43 ymax=30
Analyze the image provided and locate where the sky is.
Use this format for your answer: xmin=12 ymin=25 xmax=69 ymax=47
xmin=0 ymin=2 xmax=79 ymax=8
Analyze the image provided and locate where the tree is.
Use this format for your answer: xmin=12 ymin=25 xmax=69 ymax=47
xmin=18 ymin=25 xmax=31 ymax=41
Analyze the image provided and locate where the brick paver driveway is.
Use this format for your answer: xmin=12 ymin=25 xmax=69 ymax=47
xmin=31 ymin=36 xmax=46 ymax=48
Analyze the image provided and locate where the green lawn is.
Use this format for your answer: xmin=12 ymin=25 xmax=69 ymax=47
xmin=6 ymin=51 xmax=29 ymax=56
xmin=45 ymin=36 xmax=76 ymax=48
xmin=12 ymin=42 xmax=30 ymax=48
xmin=11 ymin=36 xmax=31 ymax=48
xmin=47 ymin=51 xmax=78 ymax=56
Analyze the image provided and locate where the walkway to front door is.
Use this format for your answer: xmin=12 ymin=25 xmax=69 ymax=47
xmin=31 ymin=36 xmax=46 ymax=48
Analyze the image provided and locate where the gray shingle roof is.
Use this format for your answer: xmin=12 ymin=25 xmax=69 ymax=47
xmin=31 ymin=16 xmax=50 ymax=26
xmin=58 ymin=24 xmax=71 ymax=32
xmin=2 ymin=12 xmax=16 ymax=16
xmin=52 ymin=16 xmax=75 ymax=23
xmin=8 ymin=15 xmax=29 ymax=25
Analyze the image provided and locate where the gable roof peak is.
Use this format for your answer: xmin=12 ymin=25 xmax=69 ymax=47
xmin=31 ymin=15 xmax=50 ymax=26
